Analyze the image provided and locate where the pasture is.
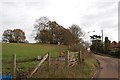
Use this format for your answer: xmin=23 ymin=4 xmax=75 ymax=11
xmin=2 ymin=43 xmax=67 ymax=61
xmin=2 ymin=43 xmax=68 ymax=76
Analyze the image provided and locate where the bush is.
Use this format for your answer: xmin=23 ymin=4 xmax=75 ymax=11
xmin=69 ymin=44 xmax=86 ymax=52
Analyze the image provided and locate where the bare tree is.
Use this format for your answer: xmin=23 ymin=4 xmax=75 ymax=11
xmin=34 ymin=16 xmax=50 ymax=31
xmin=69 ymin=24 xmax=83 ymax=38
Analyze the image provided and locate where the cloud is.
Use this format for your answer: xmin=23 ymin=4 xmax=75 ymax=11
xmin=0 ymin=0 xmax=119 ymax=42
xmin=119 ymin=1 xmax=120 ymax=41
xmin=0 ymin=0 xmax=49 ymax=42
xmin=80 ymin=0 xmax=118 ymax=42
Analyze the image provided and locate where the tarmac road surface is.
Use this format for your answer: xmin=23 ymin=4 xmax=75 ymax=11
xmin=93 ymin=55 xmax=119 ymax=79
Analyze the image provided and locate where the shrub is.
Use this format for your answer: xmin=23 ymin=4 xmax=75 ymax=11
xmin=69 ymin=43 xmax=86 ymax=52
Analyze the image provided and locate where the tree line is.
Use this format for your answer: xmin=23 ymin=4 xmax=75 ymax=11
xmin=2 ymin=16 xmax=84 ymax=46
xmin=90 ymin=35 xmax=120 ymax=58
xmin=34 ymin=16 xmax=84 ymax=45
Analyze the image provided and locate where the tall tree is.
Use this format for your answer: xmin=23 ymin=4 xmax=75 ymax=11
xmin=47 ymin=21 xmax=66 ymax=44
xmin=35 ymin=19 xmax=67 ymax=44
xmin=34 ymin=16 xmax=50 ymax=43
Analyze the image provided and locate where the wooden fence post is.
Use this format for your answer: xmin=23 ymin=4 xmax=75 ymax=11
xmin=78 ymin=51 xmax=80 ymax=64
xmin=65 ymin=50 xmax=69 ymax=66
xmin=13 ymin=54 xmax=16 ymax=79
xmin=82 ymin=52 xmax=84 ymax=62
xmin=48 ymin=52 xmax=51 ymax=71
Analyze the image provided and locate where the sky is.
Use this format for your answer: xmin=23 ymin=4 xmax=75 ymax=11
xmin=0 ymin=0 xmax=119 ymax=43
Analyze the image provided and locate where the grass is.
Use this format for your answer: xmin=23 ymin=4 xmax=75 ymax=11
xmin=2 ymin=43 xmax=68 ymax=62
xmin=2 ymin=43 xmax=98 ymax=78
xmin=32 ymin=54 xmax=99 ymax=78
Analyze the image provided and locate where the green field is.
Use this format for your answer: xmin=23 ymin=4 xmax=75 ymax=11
xmin=2 ymin=43 xmax=68 ymax=61
xmin=2 ymin=43 xmax=68 ymax=76
xmin=2 ymin=43 xmax=98 ymax=78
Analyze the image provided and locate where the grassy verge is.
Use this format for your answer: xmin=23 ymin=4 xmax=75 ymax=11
xmin=93 ymin=51 xmax=120 ymax=59
xmin=32 ymin=54 xmax=98 ymax=78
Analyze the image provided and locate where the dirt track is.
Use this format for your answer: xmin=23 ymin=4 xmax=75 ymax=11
xmin=93 ymin=55 xmax=119 ymax=78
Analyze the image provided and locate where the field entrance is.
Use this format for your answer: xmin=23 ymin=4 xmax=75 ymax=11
xmin=3 ymin=51 xmax=85 ymax=79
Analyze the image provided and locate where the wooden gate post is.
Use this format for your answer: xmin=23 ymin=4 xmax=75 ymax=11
xmin=13 ymin=54 xmax=16 ymax=79
xmin=48 ymin=52 xmax=51 ymax=71
xmin=65 ymin=50 xmax=69 ymax=66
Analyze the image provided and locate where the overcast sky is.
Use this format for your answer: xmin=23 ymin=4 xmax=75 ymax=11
xmin=0 ymin=0 xmax=119 ymax=43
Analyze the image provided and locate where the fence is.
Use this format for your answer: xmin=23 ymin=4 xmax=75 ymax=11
xmin=65 ymin=51 xmax=84 ymax=67
xmin=3 ymin=50 xmax=84 ymax=79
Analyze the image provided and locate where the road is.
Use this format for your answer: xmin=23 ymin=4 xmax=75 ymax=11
xmin=93 ymin=55 xmax=119 ymax=78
